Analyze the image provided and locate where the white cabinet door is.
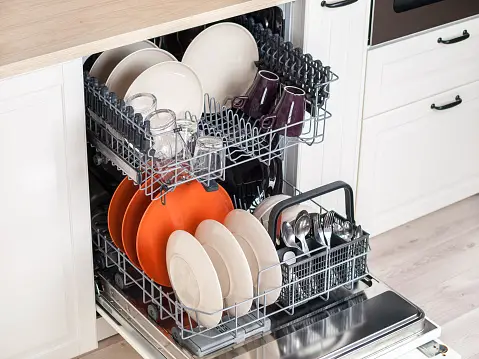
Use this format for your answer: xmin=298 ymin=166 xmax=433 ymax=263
xmin=0 ymin=61 xmax=97 ymax=359
xmin=356 ymin=80 xmax=479 ymax=236
xmin=295 ymin=0 xmax=370 ymax=214
xmin=364 ymin=16 xmax=479 ymax=118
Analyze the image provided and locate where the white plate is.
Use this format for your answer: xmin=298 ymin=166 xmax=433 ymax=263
xmin=253 ymin=195 xmax=291 ymax=220
xmin=106 ymin=48 xmax=177 ymax=98
xmin=166 ymin=230 xmax=223 ymax=328
xmin=195 ymin=220 xmax=253 ymax=317
xmin=125 ymin=61 xmax=203 ymax=119
xmin=89 ymin=40 xmax=157 ymax=83
xmin=182 ymin=22 xmax=259 ymax=105
xmin=224 ymin=210 xmax=282 ymax=306
xmin=253 ymin=195 xmax=291 ymax=231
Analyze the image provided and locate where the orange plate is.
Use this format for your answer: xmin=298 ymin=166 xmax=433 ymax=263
xmin=136 ymin=181 xmax=234 ymax=287
xmin=108 ymin=177 xmax=139 ymax=250
xmin=122 ymin=178 xmax=160 ymax=268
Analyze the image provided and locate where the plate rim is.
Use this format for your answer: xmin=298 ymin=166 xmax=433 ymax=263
xmin=106 ymin=47 xmax=177 ymax=97
xmin=125 ymin=60 xmax=204 ymax=119
xmin=166 ymin=229 xmax=223 ymax=328
xmin=182 ymin=22 xmax=258 ymax=104
xmin=224 ymin=209 xmax=282 ymax=306
xmin=89 ymin=39 xmax=157 ymax=82
xmin=195 ymin=219 xmax=253 ymax=316
xmin=107 ymin=177 xmax=138 ymax=250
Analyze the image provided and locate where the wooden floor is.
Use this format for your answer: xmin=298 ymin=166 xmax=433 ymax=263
xmin=82 ymin=195 xmax=479 ymax=359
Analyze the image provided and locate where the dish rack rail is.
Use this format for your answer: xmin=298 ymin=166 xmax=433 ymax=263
xmin=85 ymin=15 xmax=337 ymax=202
xmin=93 ymin=181 xmax=369 ymax=355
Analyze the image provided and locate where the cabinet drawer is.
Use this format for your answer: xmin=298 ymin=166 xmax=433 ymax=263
xmin=364 ymin=15 xmax=479 ymax=118
xmin=357 ymin=80 xmax=479 ymax=236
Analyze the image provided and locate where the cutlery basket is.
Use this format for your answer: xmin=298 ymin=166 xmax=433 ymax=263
xmin=266 ymin=181 xmax=370 ymax=312
xmin=84 ymin=14 xmax=337 ymax=203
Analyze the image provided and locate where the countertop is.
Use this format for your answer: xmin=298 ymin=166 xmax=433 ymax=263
xmin=0 ymin=0 xmax=290 ymax=79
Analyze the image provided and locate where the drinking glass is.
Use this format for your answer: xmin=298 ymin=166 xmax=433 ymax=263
xmin=192 ymin=136 xmax=225 ymax=179
xmin=125 ymin=93 xmax=157 ymax=118
xmin=232 ymin=70 xmax=280 ymax=119
xmin=145 ymin=109 xmax=184 ymax=159
xmin=259 ymin=86 xmax=306 ymax=137
xmin=176 ymin=119 xmax=198 ymax=154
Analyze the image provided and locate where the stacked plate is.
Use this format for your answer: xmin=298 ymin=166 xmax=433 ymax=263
xmin=166 ymin=209 xmax=282 ymax=328
xmin=107 ymin=178 xmax=283 ymax=329
xmin=88 ymin=22 xmax=260 ymax=119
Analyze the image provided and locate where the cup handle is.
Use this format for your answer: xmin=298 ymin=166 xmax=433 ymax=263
xmin=259 ymin=114 xmax=277 ymax=130
xmin=231 ymin=95 xmax=249 ymax=109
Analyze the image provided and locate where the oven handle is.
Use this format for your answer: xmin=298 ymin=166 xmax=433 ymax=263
xmin=431 ymin=95 xmax=462 ymax=111
xmin=321 ymin=0 xmax=358 ymax=8
xmin=438 ymin=30 xmax=470 ymax=45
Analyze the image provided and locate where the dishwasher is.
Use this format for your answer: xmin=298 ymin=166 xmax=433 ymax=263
xmin=84 ymin=6 xmax=459 ymax=359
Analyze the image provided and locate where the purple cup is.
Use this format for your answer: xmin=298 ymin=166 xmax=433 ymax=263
xmin=232 ymin=70 xmax=280 ymax=119
xmin=259 ymin=86 xmax=306 ymax=137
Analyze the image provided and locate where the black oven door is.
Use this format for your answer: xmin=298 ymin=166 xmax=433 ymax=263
xmin=372 ymin=0 xmax=479 ymax=45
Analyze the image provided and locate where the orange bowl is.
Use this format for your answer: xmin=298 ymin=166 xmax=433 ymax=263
xmin=136 ymin=181 xmax=233 ymax=287
xmin=108 ymin=177 xmax=139 ymax=250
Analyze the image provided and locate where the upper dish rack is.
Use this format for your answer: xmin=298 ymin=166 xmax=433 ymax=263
xmin=85 ymin=16 xmax=338 ymax=202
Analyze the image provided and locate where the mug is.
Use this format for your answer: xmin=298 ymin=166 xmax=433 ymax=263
xmin=259 ymin=86 xmax=306 ymax=137
xmin=232 ymin=70 xmax=280 ymax=119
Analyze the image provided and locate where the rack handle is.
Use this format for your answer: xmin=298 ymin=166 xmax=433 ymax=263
xmin=267 ymin=181 xmax=355 ymax=241
xmin=431 ymin=95 xmax=462 ymax=111
xmin=321 ymin=0 xmax=358 ymax=8
xmin=438 ymin=30 xmax=470 ymax=45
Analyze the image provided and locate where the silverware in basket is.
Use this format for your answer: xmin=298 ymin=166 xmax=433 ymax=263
xmin=323 ymin=211 xmax=334 ymax=248
xmin=311 ymin=213 xmax=327 ymax=247
xmin=281 ymin=221 xmax=302 ymax=252
xmin=294 ymin=210 xmax=311 ymax=255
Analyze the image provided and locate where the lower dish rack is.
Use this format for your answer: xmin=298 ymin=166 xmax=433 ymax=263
xmin=92 ymin=181 xmax=370 ymax=357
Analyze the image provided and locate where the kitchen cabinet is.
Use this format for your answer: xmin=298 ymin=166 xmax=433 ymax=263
xmin=295 ymin=0 xmax=370 ymax=214
xmin=364 ymin=15 xmax=479 ymax=118
xmin=0 ymin=60 xmax=97 ymax=359
xmin=356 ymin=80 xmax=479 ymax=236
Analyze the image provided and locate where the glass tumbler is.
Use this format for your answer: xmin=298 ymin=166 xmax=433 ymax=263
xmin=125 ymin=93 xmax=157 ymax=118
xmin=176 ymin=119 xmax=198 ymax=154
xmin=145 ymin=109 xmax=183 ymax=160
xmin=192 ymin=136 xmax=225 ymax=179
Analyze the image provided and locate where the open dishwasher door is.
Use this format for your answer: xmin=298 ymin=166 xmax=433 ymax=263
xmin=96 ymin=272 xmax=460 ymax=359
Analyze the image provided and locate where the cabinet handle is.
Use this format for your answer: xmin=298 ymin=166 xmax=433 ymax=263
xmin=431 ymin=95 xmax=462 ymax=111
xmin=321 ymin=0 xmax=358 ymax=8
xmin=438 ymin=30 xmax=470 ymax=45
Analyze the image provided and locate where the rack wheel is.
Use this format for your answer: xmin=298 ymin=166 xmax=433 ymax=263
xmin=147 ymin=304 xmax=160 ymax=322
xmin=93 ymin=252 xmax=106 ymax=271
xmin=92 ymin=153 xmax=104 ymax=166
xmin=114 ymin=272 xmax=127 ymax=290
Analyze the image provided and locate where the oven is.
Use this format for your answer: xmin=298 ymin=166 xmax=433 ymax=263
xmin=371 ymin=0 xmax=479 ymax=45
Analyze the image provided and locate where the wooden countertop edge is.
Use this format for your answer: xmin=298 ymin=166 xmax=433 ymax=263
xmin=0 ymin=0 xmax=290 ymax=80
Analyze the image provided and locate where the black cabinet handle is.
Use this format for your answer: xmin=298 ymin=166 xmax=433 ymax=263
xmin=438 ymin=30 xmax=470 ymax=45
xmin=431 ymin=95 xmax=462 ymax=111
xmin=321 ymin=0 xmax=358 ymax=8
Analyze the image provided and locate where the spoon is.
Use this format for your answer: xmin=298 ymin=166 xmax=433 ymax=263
xmin=281 ymin=221 xmax=302 ymax=252
xmin=294 ymin=210 xmax=311 ymax=255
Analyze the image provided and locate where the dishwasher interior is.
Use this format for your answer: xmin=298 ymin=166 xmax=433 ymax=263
xmin=85 ymin=5 xmax=436 ymax=359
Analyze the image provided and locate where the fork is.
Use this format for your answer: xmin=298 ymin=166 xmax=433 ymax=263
xmin=322 ymin=211 xmax=335 ymax=248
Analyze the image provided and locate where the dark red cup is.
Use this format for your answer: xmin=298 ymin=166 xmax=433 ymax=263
xmin=259 ymin=86 xmax=306 ymax=137
xmin=232 ymin=70 xmax=280 ymax=119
